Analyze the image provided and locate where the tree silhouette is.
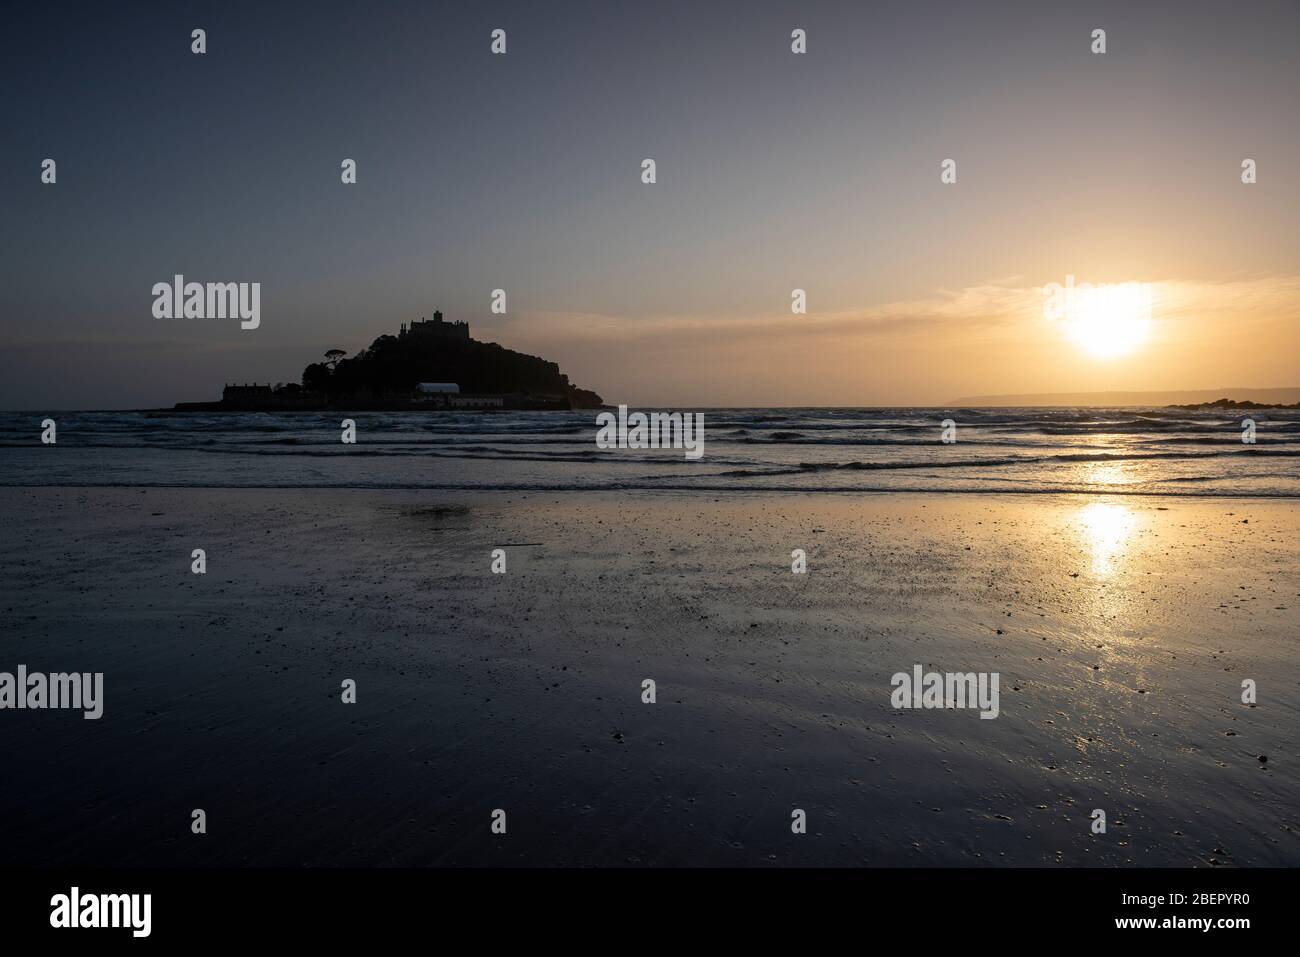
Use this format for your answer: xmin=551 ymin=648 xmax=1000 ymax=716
xmin=324 ymin=349 xmax=346 ymax=369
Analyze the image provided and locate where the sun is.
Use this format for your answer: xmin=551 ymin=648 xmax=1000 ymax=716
xmin=1062 ymin=283 xmax=1152 ymax=359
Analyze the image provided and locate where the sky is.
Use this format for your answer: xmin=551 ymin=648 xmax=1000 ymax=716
xmin=2 ymin=0 xmax=1298 ymax=409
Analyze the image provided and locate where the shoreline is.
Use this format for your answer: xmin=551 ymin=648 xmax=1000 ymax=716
xmin=3 ymin=483 xmax=1300 ymax=500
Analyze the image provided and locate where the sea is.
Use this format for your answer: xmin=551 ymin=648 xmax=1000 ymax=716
xmin=1 ymin=407 xmax=1298 ymax=497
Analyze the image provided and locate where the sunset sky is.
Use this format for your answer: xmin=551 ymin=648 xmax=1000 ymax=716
xmin=2 ymin=0 xmax=1298 ymax=409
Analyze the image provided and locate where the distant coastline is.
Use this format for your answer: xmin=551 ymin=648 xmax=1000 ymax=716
xmin=1166 ymin=398 xmax=1300 ymax=410
xmin=948 ymin=387 xmax=1300 ymax=408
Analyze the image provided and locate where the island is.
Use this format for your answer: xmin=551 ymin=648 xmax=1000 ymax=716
xmin=174 ymin=311 xmax=605 ymax=411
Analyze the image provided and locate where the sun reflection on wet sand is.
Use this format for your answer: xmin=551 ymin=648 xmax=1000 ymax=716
xmin=1077 ymin=501 xmax=1139 ymax=576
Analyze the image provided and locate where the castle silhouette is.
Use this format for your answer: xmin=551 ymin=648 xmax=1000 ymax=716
xmin=398 ymin=310 xmax=469 ymax=341
xmin=183 ymin=309 xmax=604 ymax=412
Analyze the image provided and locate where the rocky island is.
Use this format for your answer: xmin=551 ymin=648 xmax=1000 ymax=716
xmin=174 ymin=311 xmax=604 ymax=411
xmin=1165 ymin=397 xmax=1300 ymax=410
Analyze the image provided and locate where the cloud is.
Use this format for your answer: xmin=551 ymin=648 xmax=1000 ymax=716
xmin=481 ymin=274 xmax=1300 ymax=406
xmin=494 ymin=274 xmax=1300 ymax=349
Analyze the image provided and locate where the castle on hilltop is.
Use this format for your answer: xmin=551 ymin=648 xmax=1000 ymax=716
xmin=399 ymin=310 xmax=469 ymax=341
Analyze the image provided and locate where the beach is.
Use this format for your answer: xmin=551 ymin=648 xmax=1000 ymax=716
xmin=1 ymin=486 xmax=1295 ymax=867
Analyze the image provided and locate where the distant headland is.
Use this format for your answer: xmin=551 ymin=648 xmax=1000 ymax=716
xmin=1166 ymin=397 xmax=1300 ymax=410
xmin=947 ymin=387 xmax=1300 ymax=408
xmin=174 ymin=311 xmax=604 ymax=412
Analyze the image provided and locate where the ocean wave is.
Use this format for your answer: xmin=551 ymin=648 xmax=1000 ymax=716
xmin=4 ymin=407 xmax=1298 ymax=498
xmin=713 ymin=447 xmax=1300 ymax=477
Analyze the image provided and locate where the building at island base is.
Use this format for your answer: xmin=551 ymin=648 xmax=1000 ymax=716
xmin=222 ymin=383 xmax=273 ymax=402
xmin=211 ymin=382 xmax=328 ymax=410
xmin=449 ymin=394 xmax=506 ymax=409
xmin=411 ymin=382 xmax=508 ymax=409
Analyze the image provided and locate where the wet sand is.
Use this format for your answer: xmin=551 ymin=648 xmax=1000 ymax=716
xmin=0 ymin=487 xmax=1296 ymax=866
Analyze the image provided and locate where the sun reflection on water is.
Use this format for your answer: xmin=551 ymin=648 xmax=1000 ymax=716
xmin=1082 ymin=462 xmax=1130 ymax=489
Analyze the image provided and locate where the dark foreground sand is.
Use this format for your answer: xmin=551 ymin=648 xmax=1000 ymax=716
xmin=0 ymin=487 xmax=1296 ymax=866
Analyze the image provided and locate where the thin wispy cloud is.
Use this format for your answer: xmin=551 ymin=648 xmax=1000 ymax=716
xmin=488 ymin=275 xmax=1300 ymax=406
